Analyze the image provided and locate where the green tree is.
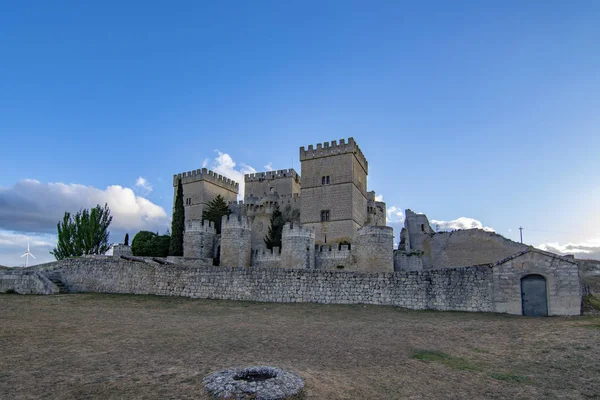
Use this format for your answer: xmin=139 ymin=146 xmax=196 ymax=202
xmin=169 ymin=178 xmax=185 ymax=256
xmin=201 ymin=195 xmax=231 ymax=234
xmin=131 ymin=231 xmax=171 ymax=257
xmin=264 ymin=204 xmax=300 ymax=250
xmin=124 ymin=233 xmax=129 ymax=246
xmin=50 ymin=203 xmax=113 ymax=260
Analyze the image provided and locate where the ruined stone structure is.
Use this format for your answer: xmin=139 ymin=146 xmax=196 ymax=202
xmin=112 ymin=244 xmax=133 ymax=258
xmin=395 ymin=209 xmax=529 ymax=271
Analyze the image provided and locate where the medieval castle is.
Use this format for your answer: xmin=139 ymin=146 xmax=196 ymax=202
xmin=174 ymin=138 xmax=393 ymax=271
xmin=2 ymin=137 xmax=584 ymax=317
xmin=172 ymin=137 xmax=550 ymax=274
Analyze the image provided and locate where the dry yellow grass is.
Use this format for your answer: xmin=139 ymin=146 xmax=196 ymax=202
xmin=1 ymin=293 xmax=599 ymax=399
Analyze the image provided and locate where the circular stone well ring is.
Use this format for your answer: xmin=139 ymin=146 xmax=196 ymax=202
xmin=203 ymin=366 xmax=304 ymax=400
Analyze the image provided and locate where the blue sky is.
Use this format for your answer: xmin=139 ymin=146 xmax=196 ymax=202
xmin=1 ymin=1 xmax=599 ymax=266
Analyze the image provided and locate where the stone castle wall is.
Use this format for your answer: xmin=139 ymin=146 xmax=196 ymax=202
xmin=252 ymin=248 xmax=281 ymax=269
xmin=21 ymin=247 xmax=583 ymax=316
xmin=0 ymin=270 xmax=58 ymax=294
xmin=394 ymin=251 xmax=423 ymax=272
xmin=315 ymin=245 xmax=355 ymax=270
xmin=29 ymin=257 xmax=495 ymax=312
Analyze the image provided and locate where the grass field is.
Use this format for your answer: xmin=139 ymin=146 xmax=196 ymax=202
xmin=1 ymin=294 xmax=599 ymax=399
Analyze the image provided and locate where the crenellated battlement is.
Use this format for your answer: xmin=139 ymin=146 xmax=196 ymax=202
xmin=173 ymin=168 xmax=239 ymax=193
xmin=282 ymin=223 xmax=315 ymax=239
xmin=186 ymin=219 xmax=216 ymax=234
xmin=299 ymin=137 xmax=368 ymax=173
xmin=316 ymin=244 xmax=352 ymax=256
xmin=221 ymin=214 xmax=251 ymax=230
xmin=245 ymin=169 xmax=300 ymax=182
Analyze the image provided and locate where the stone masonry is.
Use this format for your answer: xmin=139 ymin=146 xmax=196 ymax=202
xmin=220 ymin=215 xmax=252 ymax=268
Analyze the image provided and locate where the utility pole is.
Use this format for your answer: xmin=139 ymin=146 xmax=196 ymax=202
xmin=519 ymin=226 xmax=523 ymax=243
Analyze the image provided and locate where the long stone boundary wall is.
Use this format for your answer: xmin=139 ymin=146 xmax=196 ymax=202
xmin=30 ymin=257 xmax=494 ymax=312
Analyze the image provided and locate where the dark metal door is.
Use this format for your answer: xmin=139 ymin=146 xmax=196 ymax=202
xmin=521 ymin=275 xmax=548 ymax=317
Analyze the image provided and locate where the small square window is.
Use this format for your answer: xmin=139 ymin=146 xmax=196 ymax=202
xmin=321 ymin=210 xmax=330 ymax=222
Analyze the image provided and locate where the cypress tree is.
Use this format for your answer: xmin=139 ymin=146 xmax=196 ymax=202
xmin=169 ymin=178 xmax=185 ymax=256
xmin=264 ymin=205 xmax=283 ymax=250
xmin=124 ymin=233 xmax=129 ymax=246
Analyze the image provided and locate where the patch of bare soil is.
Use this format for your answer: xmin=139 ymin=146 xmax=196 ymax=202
xmin=1 ymin=294 xmax=598 ymax=399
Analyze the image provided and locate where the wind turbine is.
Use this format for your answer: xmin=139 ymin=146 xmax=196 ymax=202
xmin=21 ymin=241 xmax=36 ymax=267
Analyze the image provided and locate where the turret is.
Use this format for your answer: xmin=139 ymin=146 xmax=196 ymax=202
xmin=220 ymin=215 xmax=252 ymax=267
xmin=280 ymin=223 xmax=315 ymax=269
xmin=355 ymin=226 xmax=394 ymax=272
xmin=183 ymin=220 xmax=217 ymax=259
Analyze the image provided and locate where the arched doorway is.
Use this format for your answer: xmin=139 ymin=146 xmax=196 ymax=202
xmin=521 ymin=274 xmax=548 ymax=317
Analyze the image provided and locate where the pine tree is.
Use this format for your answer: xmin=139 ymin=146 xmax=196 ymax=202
xmin=201 ymin=194 xmax=231 ymax=234
xmin=124 ymin=233 xmax=129 ymax=246
xmin=169 ymin=178 xmax=185 ymax=256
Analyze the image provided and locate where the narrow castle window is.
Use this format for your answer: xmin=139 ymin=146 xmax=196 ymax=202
xmin=322 ymin=176 xmax=326 ymax=185
xmin=326 ymin=176 xmax=330 ymax=184
xmin=321 ymin=210 xmax=330 ymax=222
xmin=421 ymin=224 xmax=425 ymax=232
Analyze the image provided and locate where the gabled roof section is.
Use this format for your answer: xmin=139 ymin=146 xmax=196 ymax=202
xmin=493 ymin=247 xmax=579 ymax=266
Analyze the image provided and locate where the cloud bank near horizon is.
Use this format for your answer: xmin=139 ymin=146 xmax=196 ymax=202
xmin=0 ymin=178 xmax=170 ymax=266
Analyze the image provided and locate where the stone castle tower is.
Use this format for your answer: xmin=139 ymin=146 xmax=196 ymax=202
xmin=173 ymin=168 xmax=239 ymax=226
xmin=299 ymin=138 xmax=370 ymax=245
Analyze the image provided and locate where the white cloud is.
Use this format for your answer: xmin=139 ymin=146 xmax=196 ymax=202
xmin=387 ymin=206 xmax=405 ymax=223
xmin=204 ymin=150 xmax=256 ymax=199
xmin=135 ymin=176 xmax=153 ymax=195
xmin=431 ymin=217 xmax=495 ymax=232
xmin=375 ymin=194 xmax=383 ymax=202
xmin=0 ymin=180 xmax=170 ymax=234
xmin=537 ymin=238 xmax=600 ymax=259
xmin=264 ymin=162 xmax=274 ymax=172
